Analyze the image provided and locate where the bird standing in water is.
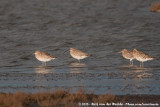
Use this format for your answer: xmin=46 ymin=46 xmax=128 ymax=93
xmin=34 ymin=51 xmax=56 ymax=66
xmin=133 ymin=49 xmax=155 ymax=67
xmin=118 ymin=49 xmax=134 ymax=65
xmin=70 ymin=48 xmax=90 ymax=63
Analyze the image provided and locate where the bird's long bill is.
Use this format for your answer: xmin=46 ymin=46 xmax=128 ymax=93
xmin=63 ymin=49 xmax=69 ymax=54
xmin=52 ymin=57 xmax=57 ymax=60
xmin=117 ymin=51 xmax=122 ymax=54
xmin=53 ymin=56 xmax=57 ymax=59
xmin=89 ymin=54 xmax=92 ymax=56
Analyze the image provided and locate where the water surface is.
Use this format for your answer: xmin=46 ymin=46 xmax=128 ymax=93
xmin=0 ymin=0 xmax=160 ymax=95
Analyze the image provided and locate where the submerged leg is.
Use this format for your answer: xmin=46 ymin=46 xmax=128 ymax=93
xmin=142 ymin=62 xmax=144 ymax=68
xmin=140 ymin=62 xmax=143 ymax=68
xmin=130 ymin=60 xmax=133 ymax=65
xmin=42 ymin=62 xmax=44 ymax=66
xmin=42 ymin=62 xmax=46 ymax=66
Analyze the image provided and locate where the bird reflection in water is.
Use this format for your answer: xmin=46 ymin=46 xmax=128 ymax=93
xmin=34 ymin=66 xmax=53 ymax=91
xmin=122 ymin=64 xmax=137 ymax=69
xmin=121 ymin=66 xmax=152 ymax=80
xmin=136 ymin=73 xmax=152 ymax=79
xmin=133 ymin=67 xmax=151 ymax=72
xmin=69 ymin=62 xmax=87 ymax=73
xmin=133 ymin=67 xmax=152 ymax=80
xmin=35 ymin=66 xmax=52 ymax=74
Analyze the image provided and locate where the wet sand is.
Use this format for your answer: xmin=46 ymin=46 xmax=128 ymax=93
xmin=0 ymin=66 xmax=160 ymax=95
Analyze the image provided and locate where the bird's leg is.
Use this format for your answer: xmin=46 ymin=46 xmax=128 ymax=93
xmin=140 ymin=62 xmax=143 ymax=68
xmin=130 ymin=60 xmax=133 ymax=66
xmin=42 ymin=62 xmax=44 ymax=66
xmin=142 ymin=62 xmax=144 ymax=68
xmin=78 ymin=59 xmax=80 ymax=63
xmin=42 ymin=62 xmax=46 ymax=67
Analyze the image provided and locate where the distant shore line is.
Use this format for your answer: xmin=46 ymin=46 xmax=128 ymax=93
xmin=0 ymin=89 xmax=159 ymax=107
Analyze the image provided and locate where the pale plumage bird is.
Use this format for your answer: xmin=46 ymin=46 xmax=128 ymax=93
xmin=70 ymin=48 xmax=90 ymax=63
xmin=34 ymin=51 xmax=56 ymax=66
xmin=118 ymin=49 xmax=134 ymax=65
xmin=133 ymin=49 xmax=155 ymax=67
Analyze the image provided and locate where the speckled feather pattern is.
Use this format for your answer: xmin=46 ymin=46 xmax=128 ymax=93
xmin=122 ymin=49 xmax=134 ymax=60
xmin=133 ymin=49 xmax=154 ymax=62
xmin=70 ymin=48 xmax=90 ymax=60
xmin=35 ymin=51 xmax=56 ymax=62
xmin=71 ymin=48 xmax=89 ymax=56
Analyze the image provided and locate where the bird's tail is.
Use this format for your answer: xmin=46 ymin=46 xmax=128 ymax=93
xmin=87 ymin=54 xmax=92 ymax=56
xmin=52 ymin=56 xmax=57 ymax=59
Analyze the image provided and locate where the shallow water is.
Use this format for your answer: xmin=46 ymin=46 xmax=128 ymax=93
xmin=0 ymin=0 xmax=160 ymax=95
